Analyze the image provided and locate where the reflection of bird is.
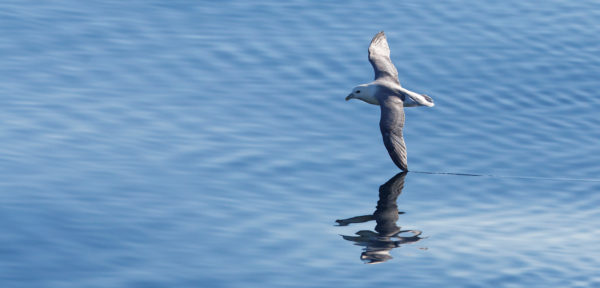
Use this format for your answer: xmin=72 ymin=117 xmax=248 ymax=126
xmin=346 ymin=31 xmax=434 ymax=171
xmin=336 ymin=172 xmax=423 ymax=264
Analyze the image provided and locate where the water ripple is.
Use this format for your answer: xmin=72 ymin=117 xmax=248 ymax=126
xmin=1 ymin=1 xmax=600 ymax=287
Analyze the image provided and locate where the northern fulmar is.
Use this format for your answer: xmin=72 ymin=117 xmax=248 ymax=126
xmin=345 ymin=31 xmax=434 ymax=171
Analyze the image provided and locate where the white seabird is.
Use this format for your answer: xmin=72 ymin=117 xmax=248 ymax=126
xmin=346 ymin=31 xmax=434 ymax=171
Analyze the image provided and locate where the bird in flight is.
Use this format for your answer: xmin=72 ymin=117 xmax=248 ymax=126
xmin=346 ymin=31 xmax=434 ymax=171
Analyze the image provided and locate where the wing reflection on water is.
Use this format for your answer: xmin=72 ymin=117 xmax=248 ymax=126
xmin=336 ymin=172 xmax=424 ymax=264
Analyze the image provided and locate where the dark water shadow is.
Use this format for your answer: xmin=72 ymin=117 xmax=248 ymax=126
xmin=336 ymin=172 xmax=424 ymax=264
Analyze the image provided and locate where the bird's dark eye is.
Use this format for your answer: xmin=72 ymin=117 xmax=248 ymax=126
xmin=356 ymin=90 xmax=361 ymax=93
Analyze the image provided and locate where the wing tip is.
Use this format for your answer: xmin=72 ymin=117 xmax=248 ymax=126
xmin=393 ymin=156 xmax=408 ymax=171
xmin=371 ymin=31 xmax=386 ymax=44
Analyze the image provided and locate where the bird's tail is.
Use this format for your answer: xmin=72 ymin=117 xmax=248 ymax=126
xmin=421 ymin=94 xmax=433 ymax=104
xmin=402 ymin=89 xmax=435 ymax=107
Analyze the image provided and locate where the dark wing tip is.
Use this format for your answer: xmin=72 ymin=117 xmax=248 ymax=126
xmin=368 ymin=31 xmax=399 ymax=85
xmin=370 ymin=31 xmax=386 ymax=45
xmin=380 ymin=127 xmax=408 ymax=171
xmin=369 ymin=31 xmax=391 ymax=59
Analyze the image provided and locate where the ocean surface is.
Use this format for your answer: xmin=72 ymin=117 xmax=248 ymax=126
xmin=1 ymin=1 xmax=599 ymax=287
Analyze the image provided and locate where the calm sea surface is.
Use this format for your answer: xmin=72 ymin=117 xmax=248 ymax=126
xmin=1 ymin=1 xmax=599 ymax=287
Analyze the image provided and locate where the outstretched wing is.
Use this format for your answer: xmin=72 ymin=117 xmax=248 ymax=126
xmin=379 ymin=96 xmax=407 ymax=171
xmin=369 ymin=31 xmax=400 ymax=85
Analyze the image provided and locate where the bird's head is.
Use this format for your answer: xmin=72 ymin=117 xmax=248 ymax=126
xmin=345 ymin=84 xmax=378 ymax=105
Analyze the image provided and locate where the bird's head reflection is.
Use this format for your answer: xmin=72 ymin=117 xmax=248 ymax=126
xmin=336 ymin=172 xmax=424 ymax=264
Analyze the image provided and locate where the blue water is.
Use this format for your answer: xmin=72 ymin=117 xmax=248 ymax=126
xmin=1 ymin=1 xmax=600 ymax=287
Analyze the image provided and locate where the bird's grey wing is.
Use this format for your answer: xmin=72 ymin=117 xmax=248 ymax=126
xmin=379 ymin=96 xmax=407 ymax=171
xmin=369 ymin=31 xmax=400 ymax=85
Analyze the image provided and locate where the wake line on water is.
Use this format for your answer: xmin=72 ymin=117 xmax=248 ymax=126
xmin=410 ymin=171 xmax=600 ymax=183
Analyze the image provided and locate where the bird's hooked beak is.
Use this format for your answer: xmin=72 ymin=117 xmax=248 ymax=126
xmin=345 ymin=93 xmax=354 ymax=101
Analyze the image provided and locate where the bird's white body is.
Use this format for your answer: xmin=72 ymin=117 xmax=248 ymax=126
xmin=348 ymin=82 xmax=434 ymax=108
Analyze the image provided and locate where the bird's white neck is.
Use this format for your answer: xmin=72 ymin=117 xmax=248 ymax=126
xmin=357 ymin=84 xmax=380 ymax=105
